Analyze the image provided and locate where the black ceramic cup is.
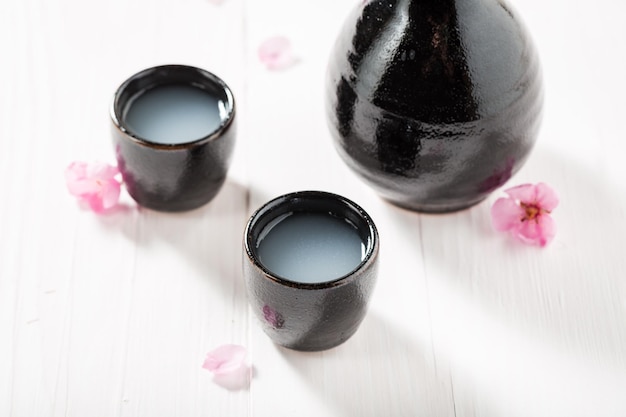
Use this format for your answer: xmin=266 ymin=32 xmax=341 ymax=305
xmin=243 ymin=191 xmax=379 ymax=352
xmin=111 ymin=65 xmax=236 ymax=212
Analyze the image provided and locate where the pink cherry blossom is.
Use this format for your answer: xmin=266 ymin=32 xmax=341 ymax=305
xmin=258 ymin=36 xmax=297 ymax=70
xmin=65 ymin=161 xmax=122 ymax=213
xmin=202 ymin=344 xmax=247 ymax=375
xmin=491 ymin=183 xmax=559 ymax=247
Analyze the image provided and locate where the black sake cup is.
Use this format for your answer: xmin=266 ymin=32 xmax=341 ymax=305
xmin=111 ymin=65 xmax=236 ymax=212
xmin=243 ymin=191 xmax=379 ymax=352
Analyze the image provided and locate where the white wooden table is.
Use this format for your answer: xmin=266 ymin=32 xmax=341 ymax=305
xmin=1 ymin=0 xmax=625 ymax=416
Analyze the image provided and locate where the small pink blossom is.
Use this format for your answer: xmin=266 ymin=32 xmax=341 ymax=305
xmin=65 ymin=161 xmax=122 ymax=213
xmin=258 ymin=36 xmax=297 ymax=70
xmin=491 ymin=183 xmax=559 ymax=247
xmin=202 ymin=344 xmax=247 ymax=375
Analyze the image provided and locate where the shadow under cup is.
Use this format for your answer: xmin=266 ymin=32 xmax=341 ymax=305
xmin=111 ymin=65 xmax=236 ymax=212
xmin=243 ymin=191 xmax=379 ymax=352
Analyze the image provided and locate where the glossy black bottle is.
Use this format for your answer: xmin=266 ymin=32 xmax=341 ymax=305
xmin=326 ymin=0 xmax=543 ymax=212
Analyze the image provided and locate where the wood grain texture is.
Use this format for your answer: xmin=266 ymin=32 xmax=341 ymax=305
xmin=1 ymin=0 xmax=625 ymax=416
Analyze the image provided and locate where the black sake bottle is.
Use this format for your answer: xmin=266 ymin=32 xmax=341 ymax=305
xmin=326 ymin=0 xmax=543 ymax=212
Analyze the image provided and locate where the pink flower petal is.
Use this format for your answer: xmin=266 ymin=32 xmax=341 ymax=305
xmin=202 ymin=344 xmax=247 ymax=375
xmin=65 ymin=162 xmax=94 ymax=195
xmin=515 ymin=218 xmax=543 ymax=245
xmin=504 ymin=183 xmax=537 ymax=203
xmin=100 ymin=180 xmax=122 ymax=210
xmin=514 ymin=215 xmax=556 ymax=247
xmin=536 ymin=214 xmax=556 ymax=247
xmin=258 ymin=36 xmax=297 ymax=70
xmin=491 ymin=197 xmax=525 ymax=232
xmin=65 ymin=161 xmax=122 ymax=213
xmin=534 ymin=182 xmax=559 ymax=212
xmin=86 ymin=162 xmax=119 ymax=181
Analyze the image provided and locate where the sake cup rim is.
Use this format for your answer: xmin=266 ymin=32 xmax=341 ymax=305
xmin=110 ymin=64 xmax=236 ymax=150
xmin=244 ymin=190 xmax=379 ymax=290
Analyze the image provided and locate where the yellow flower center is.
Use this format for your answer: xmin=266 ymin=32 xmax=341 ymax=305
xmin=521 ymin=202 xmax=549 ymax=222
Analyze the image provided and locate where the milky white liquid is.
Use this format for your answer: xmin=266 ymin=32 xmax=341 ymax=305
xmin=123 ymin=84 xmax=226 ymax=144
xmin=256 ymin=212 xmax=366 ymax=284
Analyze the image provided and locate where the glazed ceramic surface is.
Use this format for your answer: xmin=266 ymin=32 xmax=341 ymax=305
xmin=326 ymin=0 xmax=543 ymax=212
xmin=243 ymin=191 xmax=379 ymax=352
xmin=111 ymin=65 xmax=236 ymax=212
